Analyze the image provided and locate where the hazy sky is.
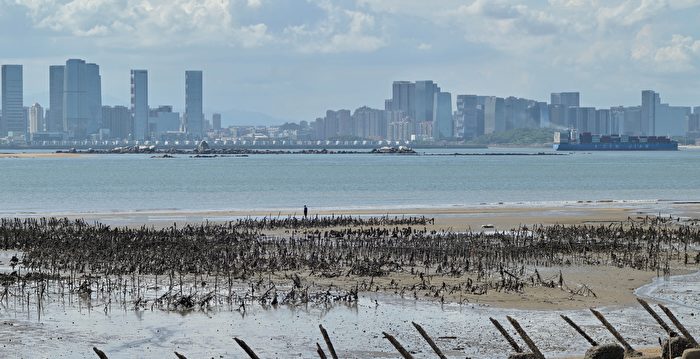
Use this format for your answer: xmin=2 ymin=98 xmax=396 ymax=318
xmin=1 ymin=0 xmax=700 ymax=123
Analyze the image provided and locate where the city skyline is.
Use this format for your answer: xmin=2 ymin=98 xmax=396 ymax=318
xmin=1 ymin=1 xmax=699 ymax=123
xmin=2 ymin=57 xmax=700 ymax=143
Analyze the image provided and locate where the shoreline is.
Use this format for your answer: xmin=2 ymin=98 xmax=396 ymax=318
xmin=5 ymin=199 xmax=697 ymax=230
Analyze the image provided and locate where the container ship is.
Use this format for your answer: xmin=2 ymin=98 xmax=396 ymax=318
xmin=553 ymin=130 xmax=678 ymax=151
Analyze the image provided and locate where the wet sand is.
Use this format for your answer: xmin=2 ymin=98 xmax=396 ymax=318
xmin=28 ymin=202 xmax=671 ymax=230
xmin=1 ymin=206 xmax=699 ymax=358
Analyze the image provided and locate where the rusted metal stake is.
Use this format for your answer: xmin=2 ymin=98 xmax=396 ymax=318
xmin=658 ymin=304 xmax=699 ymax=347
xmin=92 ymin=347 xmax=109 ymax=359
xmin=412 ymin=322 xmax=447 ymax=359
xmin=382 ymin=332 xmax=415 ymax=359
xmin=319 ymin=324 xmax=339 ymax=359
xmin=637 ymin=298 xmax=674 ymax=334
xmin=560 ymin=315 xmax=598 ymax=347
xmin=316 ymin=343 xmax=328 ymax=359
xmin=490 ymin=317 xmax=523 ymax=353
xmin=234 ymin=337 xmax=261 ymax=359
xmin=589 ymin=308 xmax=639 ymax=355
xmin=506 ymin=316 xmax=545 ymax=359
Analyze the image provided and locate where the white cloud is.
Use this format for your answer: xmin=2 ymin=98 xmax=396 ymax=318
xmin=246 ymin=0 xmax=261 ymax=9
xmin=284 ymin=6 xmax=386 ymax=54
xmin=653 ymin=34 xmax=700 ymax=71
xmin=12 ymin=0 xmax=274 ymax=48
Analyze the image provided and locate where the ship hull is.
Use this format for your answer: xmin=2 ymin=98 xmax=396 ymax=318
xmin=553 ymin=142 xmax=678 ymax=151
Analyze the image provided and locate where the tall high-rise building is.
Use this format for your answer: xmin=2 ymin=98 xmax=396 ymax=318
xmin=414 ymin=80 xmax=439 ymax=122
xmin=212 ymin=113 xmax=221 ymax=130
xmin=29 ymin=103 xmax=45 ymax=134
xmin=390 ymin=81 xmax=415 ymax=117
xmin=131 ymin=70 xmax=148 ymax=140
xmin=185 ymin=70 xmax=203 ymax=137
xmin=48 ymin=65 xmax=64 ymax=132
xmin=641 ymin=90 xmax=659 ymax=136
xmin=102 ymin=105 xmax=131 ymax=139
xmin=484 ymin=96 xmax=505 ymax=134
xmin=596 ymin=109 xmax=611 ymax=135
xmin=63 ymin=59 xmax=102 ymax=139
xmin=433 ymin=91 xmax=452 ymax=139
xmin=1 ymin=65 xmax=24 ymax=137
xmin=457 ymin=95 xmax=483 ymax=140
xmin=86 ymin=63 xmax=102 ymax=134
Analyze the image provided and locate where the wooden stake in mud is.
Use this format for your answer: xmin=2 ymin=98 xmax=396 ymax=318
xmin=636 ymin=298 xmax=674 ymax=334
xmin=234 ymin=337 xmax=261 ymax=359
xmin=319 ymin=324 xmax=339 ymax=359
xmin=506 ymin=316 xmax=545 ymax=359
xmin=316 ymin=343 xmax=328 ymax=359
xmin=560 ymin=315 xmax=598 ymax=347
xmin=382 ymin=332 xmax=415 ymax=359
xmin=92 ymin=347 xmax=109 ymax=359
xmin=589 ymin=308 xmax=640 ymax=355
xmin=658 ymin=304 xmax=699 ymax=347
xmin=490 ymin=317 xmax=523 ymax=353
xmin=412 ymin=322 xmax=447 ymax=359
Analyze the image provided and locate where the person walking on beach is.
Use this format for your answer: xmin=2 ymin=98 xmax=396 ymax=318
xmin=303 ymin=205 xmax=308 ymax=218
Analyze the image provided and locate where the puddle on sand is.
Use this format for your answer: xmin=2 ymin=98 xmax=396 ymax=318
xmin=0 ymin=272 xmax=698 ymax=359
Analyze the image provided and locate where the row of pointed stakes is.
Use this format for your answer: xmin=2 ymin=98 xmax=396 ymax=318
xmin=489 ymin=298 xmax=698 ymax=359
xmin=89 ymin=300 xmax=696 ymax=359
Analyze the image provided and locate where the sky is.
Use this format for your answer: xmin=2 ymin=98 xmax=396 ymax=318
xmin=1 ymin=0 xmax=700 ymax=125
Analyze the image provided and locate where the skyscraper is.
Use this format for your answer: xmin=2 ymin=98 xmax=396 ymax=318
xmin=131 ymin=70 xmax=148 ymax=140
xmin=102 ymin=105 xmax=131 ymax=139
xmin=484 ymin=97 xmax=505 ymax=134
xmin=48 ymin=65 xmax=64 ymax=132
xmin=390 ymin=81 xmax=415 ymax=117
xmin=29 ymin=103 xmax=45 ymax=134
xmin=86 ymin=63 xmax=102 ymax=135
xmin=457 ymin=95 xmax=483 ymax=140
xmin=641 ymin=90 xmax=659 ymax=136
xmin=185 ymin=70 xmax=203 ymax=137
xmin=212 ymin=113 xmax=221 ymax=131
xmin=433 ymin=91 xmax=452 ymax=139
xmin=1 ymin=65 xmax=24 ymax=137
xmin=63 ymin=59 xmax=102 ymax=139
xmin=414 ymin=80 xmax=439 ymax=122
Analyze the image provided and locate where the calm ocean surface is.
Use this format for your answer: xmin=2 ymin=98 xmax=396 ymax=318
xmin=2 ymin=147 xmax=700 ymax=216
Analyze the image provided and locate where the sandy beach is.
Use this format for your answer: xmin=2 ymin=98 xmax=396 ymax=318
xmin=34 ymin=200 xmax=699 ymax=231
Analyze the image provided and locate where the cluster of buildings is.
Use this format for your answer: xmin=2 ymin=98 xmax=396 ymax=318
xmin=296 ymin=81 xmax=700 ymax=143
xmin=0 ymin=61 xmax=213 ymax=144
xmin=2 ymin=63 xmax=700 ymax=145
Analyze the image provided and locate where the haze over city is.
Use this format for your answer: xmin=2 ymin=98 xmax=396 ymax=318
xmin=2 ymin=0 xmax=700 ymax=124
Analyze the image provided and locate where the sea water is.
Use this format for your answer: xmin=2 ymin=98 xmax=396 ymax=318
xmin=2 ymin=148 xmax=700 ymax=217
